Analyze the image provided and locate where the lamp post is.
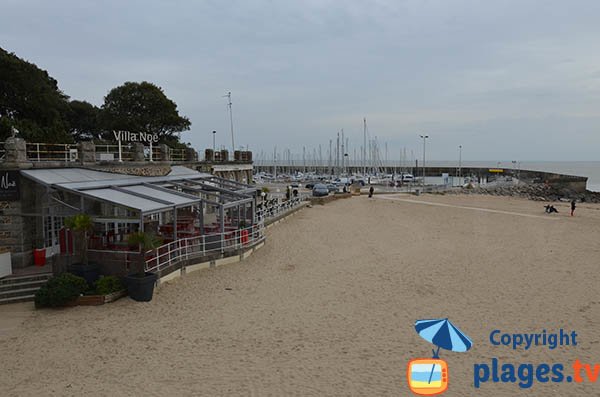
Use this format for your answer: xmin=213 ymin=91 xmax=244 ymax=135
xmin=212 ymin=130 xmax=216 ymax=153
xmin=344 ymin=153 xmax=349 ymax=174
xmin=458 ymin=145 xmax=462 ymax=180
xmin=419 ymin=135 xmax=429 ymax=187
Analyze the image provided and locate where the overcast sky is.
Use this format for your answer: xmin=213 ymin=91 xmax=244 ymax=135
xmin=2 ymin=0 xmax=600 ymax=161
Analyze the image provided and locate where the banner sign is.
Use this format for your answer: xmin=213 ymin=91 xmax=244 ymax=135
xmin=0 ymin=171 xmax=20 ymax=201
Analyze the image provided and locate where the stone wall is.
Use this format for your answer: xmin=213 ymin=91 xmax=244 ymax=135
xmin=0 ymin=200 xmax=30 ymax=269
xmin=86 ymin=163 xmax=172 ymax=177
xmin=0 ymin=176 xmax=40 ymax=269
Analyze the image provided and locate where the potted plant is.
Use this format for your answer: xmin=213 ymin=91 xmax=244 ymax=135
xmin=33 ymin=238 xmax=47 ymax=267
xmin=65 ymin=213 xmax=99 ymax=286
xmin=77 ymin=276 xmax=128 ymax=306
xmin=125 ymin=231 xmax=163 ymax=302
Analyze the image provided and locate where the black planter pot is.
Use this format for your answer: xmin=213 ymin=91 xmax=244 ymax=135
xmin=67 ymin=262 xmax=100 ymax=287
xmin=125 ymin=272 xmax=158 ymax=302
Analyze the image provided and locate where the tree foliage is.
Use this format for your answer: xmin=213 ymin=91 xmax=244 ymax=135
xmin=100 ymin=81 xmax=191 ymax=144
xmin=0 ymin=47 xmax=72 ymax=142
xmin=67 ymin=100 xmax=102 ymax=141
xmin=0 ymin=48 xmax=192 ymax=145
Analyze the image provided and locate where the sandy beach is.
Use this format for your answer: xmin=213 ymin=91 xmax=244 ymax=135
xmin=1 ymin=194 xmax=599 ymax=396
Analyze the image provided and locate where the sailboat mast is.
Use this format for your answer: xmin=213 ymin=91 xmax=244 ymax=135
xmin=336 ymin=132 xmax=340 ymax=176
xmin=329 ymin=139 xmax=333 ymax=175
xmin=363 ymin=118 xmax=367 ymax=176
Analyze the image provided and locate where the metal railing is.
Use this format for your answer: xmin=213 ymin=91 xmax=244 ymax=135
xmin=26 ymin=143 xmax=78 ymax=162
xmin=169 ymin=148 xmax=186 ymax=161
xmin=150 ymin=147 xmax=162 ymax=161
xmin=95 ymin=144 xmax=133 ymax=161
xmin=145 ymin=222 xmax=265 ymax=273
xmin=256 ymin=197 xmax=305 ymax=223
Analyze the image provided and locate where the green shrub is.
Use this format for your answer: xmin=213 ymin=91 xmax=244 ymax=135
xmin=34 ymin=273 xmax=89 ymax=308
xmin=94 ymin=276 xmax=125 ymax=295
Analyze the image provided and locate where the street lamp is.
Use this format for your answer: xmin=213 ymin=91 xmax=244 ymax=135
xmin=419 ymin=135 xmax=429 ymax=187
xmin=344 ymin=153 xmax=349 ymax=174
xmin=212 ymin=130 xmax=216 ymax=153
xmin=458 ymin=145 xmax=462 ymax=179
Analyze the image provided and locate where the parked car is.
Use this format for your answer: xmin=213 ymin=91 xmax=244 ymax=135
xmin=312 ymin=184 xmax=329 ymax=197
xmin=326 ymin=183 xmax=338 ymax=192
xmin=304 ymin=182 xmax=317 ymax=189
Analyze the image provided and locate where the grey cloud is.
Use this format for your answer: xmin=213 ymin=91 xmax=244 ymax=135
xmin=1 ymin=0 xmax=600 ymax=160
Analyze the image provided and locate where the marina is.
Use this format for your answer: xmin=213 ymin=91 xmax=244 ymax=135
xmin=3 ymin=1 xmax=600 ymax=395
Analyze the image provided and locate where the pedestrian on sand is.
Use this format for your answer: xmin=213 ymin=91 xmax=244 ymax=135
xmin=571 ymin=200 xmax=576 ymax=216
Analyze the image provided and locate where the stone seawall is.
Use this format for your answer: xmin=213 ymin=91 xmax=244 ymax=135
xmin=447 ymin=184 xmax=600 ymax=203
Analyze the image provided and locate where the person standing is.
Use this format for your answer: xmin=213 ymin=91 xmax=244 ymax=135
xmin=571 ymin=199 xmax=576 ymax=216
xmin=368 ymin=186 xmax=374 ymax=198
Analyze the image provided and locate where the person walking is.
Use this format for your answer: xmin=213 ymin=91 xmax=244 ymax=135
xmin=571 ymin=199 xmax=576 ymax=216
xmin=368 ymin=186 xmax=374 ymax=198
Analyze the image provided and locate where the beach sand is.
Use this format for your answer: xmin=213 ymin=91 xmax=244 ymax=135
xmin=1 ymin=194 xmax=599 ymax=396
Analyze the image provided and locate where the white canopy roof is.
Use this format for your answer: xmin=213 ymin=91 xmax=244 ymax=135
xmin=21 ymin=167 xmax=215 ymax=214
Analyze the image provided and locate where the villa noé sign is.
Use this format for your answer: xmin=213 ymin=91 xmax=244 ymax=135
xmin=113 ymin=130 xmax=159 ymax=143
xmin=0 ymin=171 xmax=19 ymax=201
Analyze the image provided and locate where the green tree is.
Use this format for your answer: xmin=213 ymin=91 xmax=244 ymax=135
xmin=68 ymin=100 xmax=102 ymax=141
xmin=0 ymin=47 xmax=72 ymax=142
xmin=100 ymin=81 xmax=191 ymax=144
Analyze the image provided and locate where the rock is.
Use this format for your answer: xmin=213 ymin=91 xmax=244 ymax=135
xmin=454 ymin=183 xmax=599 ymax=203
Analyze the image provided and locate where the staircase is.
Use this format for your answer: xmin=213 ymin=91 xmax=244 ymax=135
xmin=0 ymin=273 xmax=52 ymax=305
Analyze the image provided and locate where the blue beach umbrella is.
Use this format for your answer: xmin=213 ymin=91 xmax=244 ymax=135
xmin=414 ymin=318 xmax=473 ymax=384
